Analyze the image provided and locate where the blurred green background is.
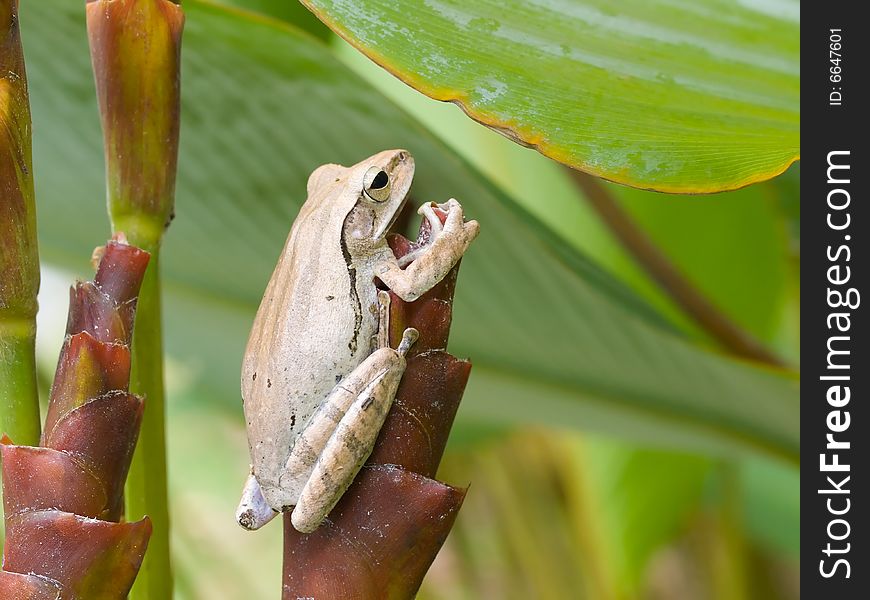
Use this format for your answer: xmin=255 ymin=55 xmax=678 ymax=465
xmin=21 ymin=1 xmax=798 ymax=598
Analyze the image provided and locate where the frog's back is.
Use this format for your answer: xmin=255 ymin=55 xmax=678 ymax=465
xmin=241 ymin=185 xmax=373 ymax=506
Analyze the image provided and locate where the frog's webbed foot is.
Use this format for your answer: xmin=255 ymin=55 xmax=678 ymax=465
xmin=236 ymin=470 xmax=279 ymax=531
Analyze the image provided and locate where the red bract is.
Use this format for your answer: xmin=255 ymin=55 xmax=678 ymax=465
xmin=0 ymin=238 xmax=152 ymax=599
xmin=282 ymin=210 xmax=471 ymax=599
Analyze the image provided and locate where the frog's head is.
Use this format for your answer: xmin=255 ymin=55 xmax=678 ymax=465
xmin=342 ymin=149 xmax=415 ymax=243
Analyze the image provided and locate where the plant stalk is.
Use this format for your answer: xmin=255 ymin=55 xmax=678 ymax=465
xmin=0 ymin=0 xmax=41 ymax=447
xmin=0 ymin=323 xmax=40 ymax=446
xmin=125 ymin=249 xmax=174 ymax=599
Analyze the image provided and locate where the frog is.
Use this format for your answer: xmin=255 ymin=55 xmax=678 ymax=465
xmin=236 ymin=149 xmax=479 ymax=533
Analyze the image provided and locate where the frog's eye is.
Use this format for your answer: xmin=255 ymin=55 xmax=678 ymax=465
xmin=363 ymin=167 xmax=391 ymax=202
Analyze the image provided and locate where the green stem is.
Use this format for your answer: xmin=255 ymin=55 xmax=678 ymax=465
xmin=125 ymin=248 xmax=174 ymax=599
xmin=1 ymin=0 xmax=41 ymax=448
xmin=0 ymin=319 xmax=41 ymax=445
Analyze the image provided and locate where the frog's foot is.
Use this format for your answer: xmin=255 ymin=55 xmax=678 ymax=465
xmin=236 ymin=471 xmax=279 ymax=531
xmin=397 ymin=327 xmax=419 ymax=356
xmin=396 ymin=202 xmax=446 ymax=267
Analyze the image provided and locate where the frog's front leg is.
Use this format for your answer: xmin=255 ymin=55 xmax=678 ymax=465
xmin=289 ymin=325 xmax=419 ymax=533
xmin=376 ymin=198 xmax=479 ymax=302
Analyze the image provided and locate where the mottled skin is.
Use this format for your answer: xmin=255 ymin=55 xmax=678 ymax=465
xmin=239 ymin=150 xmax=478 ymax=532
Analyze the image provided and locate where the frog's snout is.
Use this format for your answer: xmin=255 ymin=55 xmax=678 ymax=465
xmin=397 ymin=150 xmax=409 ymax=163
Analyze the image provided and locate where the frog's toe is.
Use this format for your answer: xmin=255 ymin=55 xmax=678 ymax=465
xmin=398 ymin=328 xmax=419 ymax=356
xmin=417 ymin=202 xmax=444 ymax=235
xmin=236 ymin=472 xmax=279 ymax=531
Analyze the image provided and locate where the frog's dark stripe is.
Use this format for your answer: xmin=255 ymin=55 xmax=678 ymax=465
xmin=339 ymin=216 xmax=363 ymax=354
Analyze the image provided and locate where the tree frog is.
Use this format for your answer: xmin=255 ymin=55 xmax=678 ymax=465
xmin=236 ymin=149 xmax=479 ymax=533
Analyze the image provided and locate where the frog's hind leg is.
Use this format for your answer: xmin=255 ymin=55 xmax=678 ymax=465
xmin=236 ymin=471 xmax=279 ymax=530
xmin=279 ymin=293 xmax=411 ymax=502
xmin=279 ymin=292 xmax=395 ymax=508
xmin=277 ymin=379 xmax=365 ymax=504
xmin=291 ymin=327 xmax=418 ymax=533
xmin=279 ymin=288 xmax=418 ymax=533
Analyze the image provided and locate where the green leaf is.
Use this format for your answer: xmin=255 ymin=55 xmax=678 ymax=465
xmin=23 ymin=0 xmax=798 ymax=462
xmin=302 ymin=0 xmax=799 ymax=193
xmin=212 ymin=0 xmax=331 ymax=39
